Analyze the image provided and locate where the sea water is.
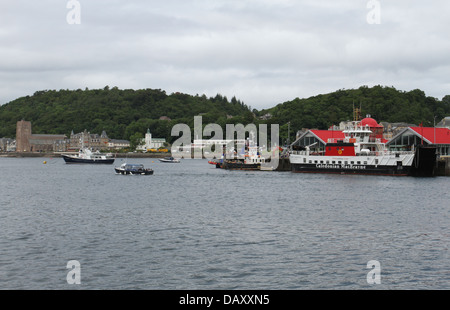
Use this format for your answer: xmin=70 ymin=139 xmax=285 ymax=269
xmin=0 ymin=157 xmax=449 ymax=289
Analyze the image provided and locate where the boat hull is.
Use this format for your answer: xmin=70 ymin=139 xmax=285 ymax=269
xmin=221 ymin=161 xmax=260 ymax=170
xmin=63 ymin=155 xmax=115 ymax=164
xmin=159 ymin=157 xmax=180 ymax=163
xmin=114 ymin=168 xmax=154 ymax=175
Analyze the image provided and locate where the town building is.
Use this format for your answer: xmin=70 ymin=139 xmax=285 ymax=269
xmin=15 ymin=120 xmax=130 ymax=153
xmin=0 ymin=138 xmax=15 ymax=152
xmin=16 ymin=120 xmax=67 ymax=152
xmin=380 ymin=122 xmax=418 ymax=141
xmin=68 ymin=129 xmax=109 ymax=151
xmin=108 ymin=139 xmax=131 ymax=150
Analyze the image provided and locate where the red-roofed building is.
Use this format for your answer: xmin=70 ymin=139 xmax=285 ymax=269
xmin=292 ymin=129 xmax=345 ymax=152
xmin=387 ymin=126 xmax=450 ymax=155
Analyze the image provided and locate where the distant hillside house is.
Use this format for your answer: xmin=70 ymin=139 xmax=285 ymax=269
xmin=16 ymin=120 xmax=67 ymax=152
xmin=436 ymin=116 xmax=450 ymax=129
xmin=380 ymin=122 xmax=418 ymax=141
xmin=258 ymin=113 xmax=272 ymax=120
xmin=136 ymin=129 xmax=166 ymax=151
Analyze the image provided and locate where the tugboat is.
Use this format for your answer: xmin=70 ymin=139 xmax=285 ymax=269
xmin=114 ymin=163 xmax=154 ymax=175
xmin=218 ymin=146 xmax=267 ymax=170
xmin=62 ymin=148 xmax=115 ymax=164
xmin=289 ymin=119 xmax=436 ymax=176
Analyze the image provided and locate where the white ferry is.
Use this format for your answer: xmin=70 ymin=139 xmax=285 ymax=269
xmin=289 ymin=119 xmax=436 ymax=176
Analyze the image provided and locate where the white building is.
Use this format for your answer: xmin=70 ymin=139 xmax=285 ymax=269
xmin=137 ymin=129 xmax=166 ymax=151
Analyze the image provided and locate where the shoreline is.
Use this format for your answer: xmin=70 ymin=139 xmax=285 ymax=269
xmin=0 ymin=152 xmax=171 ymax=158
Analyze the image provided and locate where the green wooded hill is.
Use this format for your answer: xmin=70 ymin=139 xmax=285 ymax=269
xmin=1 ymin=85 xmax=449 ymax=145
xmin=0 ymin=86 xmax=253 ymax=144
xmin=258 ymin=85 xmax=450 ymax=143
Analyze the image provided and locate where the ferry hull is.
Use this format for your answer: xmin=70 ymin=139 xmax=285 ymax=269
xmin=290 ymin=146 xmax=436 ymax=177
xmin=291 ymin=163 xmax=411 ymax=176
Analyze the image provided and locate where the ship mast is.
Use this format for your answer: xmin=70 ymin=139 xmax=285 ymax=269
xmin=353 ymin=101 xmax=362 ymax=122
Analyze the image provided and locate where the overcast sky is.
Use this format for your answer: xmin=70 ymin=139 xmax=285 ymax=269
xmin=1 ymin=0 xmax=449 ymax=110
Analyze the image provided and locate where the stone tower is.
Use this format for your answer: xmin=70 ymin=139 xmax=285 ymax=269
xmin=16 ymin=120 xmax=32 ymax=152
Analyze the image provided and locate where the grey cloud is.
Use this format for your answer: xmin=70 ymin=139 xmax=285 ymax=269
xmin=1 ymin=0 xmax=449 ymax=109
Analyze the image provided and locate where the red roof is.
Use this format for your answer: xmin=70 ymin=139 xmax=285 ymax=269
xmin=410 ymin=127 xmax=450 ymax=144
xmin=310 ymin=130 xmax=345 ymax=143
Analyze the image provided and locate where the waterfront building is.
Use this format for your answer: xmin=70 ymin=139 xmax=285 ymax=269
xmin=292 ymin=129 xmax=345 ymax=153
xmin=15 ymin=120 xmax=130 ymax=153
xmin=387 ymin=126 xmax=450 ymax=156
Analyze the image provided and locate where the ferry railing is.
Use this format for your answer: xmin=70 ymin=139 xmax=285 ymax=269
xmin=290 ymin=150 xmax=414 ymax=157
xmin=326 ymin=137 xmax=382 ymax=144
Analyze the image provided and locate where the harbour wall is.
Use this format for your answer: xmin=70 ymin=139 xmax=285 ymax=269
xmin=275 ymin=158 xmax=291 ymax=171
xmin=435 ymin=157 xmax=450 ymax=176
